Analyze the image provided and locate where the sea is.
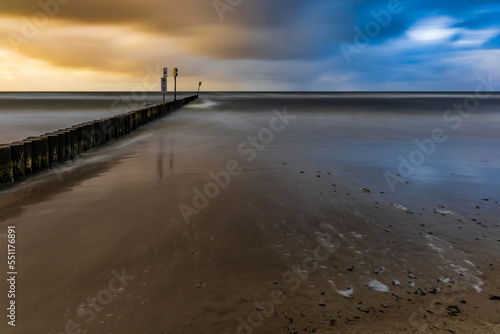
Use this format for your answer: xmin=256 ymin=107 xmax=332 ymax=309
xmin=1 ymin=91 xmax=500 ymax=145
xmin=1 ymin=91 xmax=500 ymax=199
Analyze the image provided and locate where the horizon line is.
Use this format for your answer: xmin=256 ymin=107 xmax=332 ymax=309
xmin=0 ymin=90 xmax=499 ymax=94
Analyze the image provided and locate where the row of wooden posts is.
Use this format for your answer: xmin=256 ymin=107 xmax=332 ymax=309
xmin=0 ymin=95 xmax=198 ymax=184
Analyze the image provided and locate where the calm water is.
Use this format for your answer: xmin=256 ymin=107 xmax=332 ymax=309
xmin=0 ymin=92 xmax=194 ymax=144
xmin=2 ymin=91 xmax=500 ymax=144
xmin=1 ymin=92 xmax=500 ymax=195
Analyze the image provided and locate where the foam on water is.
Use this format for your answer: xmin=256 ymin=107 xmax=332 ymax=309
xmin=365 ymin=280 xmax=389 ymax=293
xmin=351 ymin=232 xmax=362 ymax=239
xmin=434 ymin=208 xmax=453 ymax=216
xmin=336 ymin=286 xmax=354 ymax=298
xmin=392 ymin=203 xmax=408 ymax=211
xmin=184 ymin=99 xmax=219 ymax=109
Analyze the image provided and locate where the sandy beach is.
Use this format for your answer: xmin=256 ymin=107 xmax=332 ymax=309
xmin=1 ymin=93 xmax=499 ymax=333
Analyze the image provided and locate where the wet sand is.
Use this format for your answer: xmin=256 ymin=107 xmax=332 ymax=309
xmin=1 ymin=95 xmax=500 ymax=333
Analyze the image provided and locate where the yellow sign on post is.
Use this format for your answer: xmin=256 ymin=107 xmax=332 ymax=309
xmin=173 ymin=68 xmax=178 ymax=100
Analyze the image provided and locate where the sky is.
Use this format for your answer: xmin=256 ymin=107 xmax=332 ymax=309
xmin=0 ymin=0 xmax=499 ymax=91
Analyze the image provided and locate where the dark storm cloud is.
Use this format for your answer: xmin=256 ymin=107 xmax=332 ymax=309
xmin=1 ymin=0 xmax=499 ymax=90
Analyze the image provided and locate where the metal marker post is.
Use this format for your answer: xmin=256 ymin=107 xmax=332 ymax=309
xmin=173 ymin=67 xmax=178 ymax=101
xmin=162 ymin=67 xmax=168 ymax=112
xmin=197 ymin=81 xmax=202 ymax=97
xmin=161 ymin=77 xmax=167 ymax=112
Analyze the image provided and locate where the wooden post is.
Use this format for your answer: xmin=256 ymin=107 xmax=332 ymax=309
xmin=22 ymin=140 xmax=33 ymax=175
xmin=39 ymin=136 xmax=49 ymax=168
xmin=46 ymin=134 xmax=59 ymax=166
xmin=10 ymin=141 xmax=26 ymax=179
xmin=30 ymin=137 xmax=41 ymax=171
xmin=0 ymin=145 xmax=13 ymax=183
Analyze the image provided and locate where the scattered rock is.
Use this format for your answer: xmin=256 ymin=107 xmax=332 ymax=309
xmin=429 ymin=287 xmax=441 ymax=294
xmin=392 ymin=293 xmax=402 ymax=300
xmin=447 ymin=305 xmax=461 ymax=316
xmin=362 ymin=188 xmax=371 ymax=193
xmin=437 ymin=276 xmax=456 ymax=284
xmin=392 ymin=280 xmax=400 ymax=286
xmin=373 ymin=267 xmax=385 ymax=274
xmin=365 ymin=280 xmax=389 ymax=293
xmin=336 ymin=286 xmax=354 ymax=298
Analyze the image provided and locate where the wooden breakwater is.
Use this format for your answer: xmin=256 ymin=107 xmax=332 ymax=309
xmin=0 ymin=96 xmax=198 ymax=184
